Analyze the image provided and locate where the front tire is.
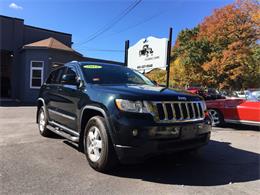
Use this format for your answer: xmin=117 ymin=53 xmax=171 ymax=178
xmin=83 ymin=116 xmax=118 ymax=172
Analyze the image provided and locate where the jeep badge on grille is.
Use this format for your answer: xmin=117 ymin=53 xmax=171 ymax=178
xmin=178 ymin=96 xmax=187 ymax=101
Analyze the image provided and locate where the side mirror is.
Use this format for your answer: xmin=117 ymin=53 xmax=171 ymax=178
xmin=61 ymin=74 xmax=79 ymax=86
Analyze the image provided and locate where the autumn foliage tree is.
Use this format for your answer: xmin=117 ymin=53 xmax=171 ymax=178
xmin=147 ymin=0 xmax=259 ymax=90
xmin=198 ymin=0 xmax=260 ymax=89
xmin=171 ymin=27 xmax=212 ymax=87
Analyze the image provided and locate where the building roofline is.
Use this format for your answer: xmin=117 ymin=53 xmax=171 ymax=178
xmin=21 ymin=46 xmax=83 ymax=57
xmin=25 ymin=25 xmax=72 ymax=36
xmin=0 ymin=15 xmax=71 ymax=36
xmin=0 ymin=15 xmax=24 ymax=21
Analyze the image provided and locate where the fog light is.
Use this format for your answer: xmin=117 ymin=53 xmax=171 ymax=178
xmin=132 ymin=129 xmax=138 ymax=136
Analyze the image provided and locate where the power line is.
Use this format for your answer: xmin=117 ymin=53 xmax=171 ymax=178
xmin=83 ymin=48 xmax=124 ymax=53
xmin=75 ymin=0 xmax=142 ymax=47
xmin=78 ymin=0 xmax=142 ymax=45
xmin=112 ymin=11 xmax=165 ymax=35
xmin=74 ymin=10 xmax=166 ymax=52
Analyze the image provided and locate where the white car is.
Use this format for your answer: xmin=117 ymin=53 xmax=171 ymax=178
xmin=234 ymin=91 xmax=246 ymax=99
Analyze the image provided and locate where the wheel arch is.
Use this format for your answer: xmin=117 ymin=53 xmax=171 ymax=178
xmin=36 ymin=98 xmax=47 ymax=123
xmin=79 ymin=106 xmax=117 ymax=150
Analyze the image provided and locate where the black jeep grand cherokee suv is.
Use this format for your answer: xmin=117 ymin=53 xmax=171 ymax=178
xmin=37 ymin=61 xmax=211 ymax=172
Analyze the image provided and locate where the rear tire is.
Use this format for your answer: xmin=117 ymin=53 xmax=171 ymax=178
xmin=208 ymin=109 xmax=224 ymax=127
xmin=83 ymin=116 xmax=118 ymax=172
xmin=38 ymin=107 xmax=53 ymax=137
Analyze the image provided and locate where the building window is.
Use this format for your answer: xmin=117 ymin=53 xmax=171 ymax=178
xmin=30 ymin=61 xmax=44 ymax=89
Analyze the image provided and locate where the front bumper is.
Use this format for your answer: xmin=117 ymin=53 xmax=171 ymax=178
xmin=115 ymin=132 xmax=210 ymax=163
xmin=110 ymin=113 xmax=211 ymax=163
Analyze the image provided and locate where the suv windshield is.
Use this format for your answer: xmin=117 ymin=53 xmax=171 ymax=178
xmin=81 ymin=64 xmax=155 ymax=85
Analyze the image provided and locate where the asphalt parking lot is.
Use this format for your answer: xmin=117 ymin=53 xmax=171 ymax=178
xmin=0 ymin=106 xmax=259 ymax=195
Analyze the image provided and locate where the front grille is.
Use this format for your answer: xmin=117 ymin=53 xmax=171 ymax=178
xmin=153 ymin=101 xmax=205 ymax=123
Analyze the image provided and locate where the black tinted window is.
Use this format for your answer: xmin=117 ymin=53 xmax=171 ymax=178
xmin=46 ymin=67 xmax=66 ymax=84
xmin=56 ymin=68 xmax=66 ymax=84
xmin=60 ymin=67 xmax=78 ymax=85
xmin=46 ymin=71 xmax=56 ymax=84
xmin=66 ymin=67 xmax=77 ymax=77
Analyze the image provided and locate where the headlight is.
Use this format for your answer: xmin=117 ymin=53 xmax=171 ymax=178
xmin=115 ymin=99 xmax=149 ymax=113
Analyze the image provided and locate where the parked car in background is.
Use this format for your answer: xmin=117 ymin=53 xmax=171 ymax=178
xmin=187 ymin=87 xmax=208 ymax=99
xmin=234 ymin=91 xmax=246 ymax=99
xmin=206 ymin=89 xmax=260 ymax=127
xmin=206 ymin=88 xmax=225 ymax=100
xmin=187 ymin=87 xmax=225 ymax=100
xmin=187 ymin=87 xmax=201 ymax=94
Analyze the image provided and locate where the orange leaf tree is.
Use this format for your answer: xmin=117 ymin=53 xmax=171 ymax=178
xmin=171 ymin=0 xmax=260 ymax=90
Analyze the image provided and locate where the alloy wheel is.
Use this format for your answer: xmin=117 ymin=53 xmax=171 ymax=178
xmin=39 ymin=110 xmax=46 ymax=132
xmin=86 ymin=126 xmax=102 ymax=162
xmin=208 ymin=109 xmax=220 ymax=126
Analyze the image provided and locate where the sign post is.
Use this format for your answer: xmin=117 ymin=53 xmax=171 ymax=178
xmin=124 ymin=40 xmax=129 ymax=66
xmin=166 ymin=27 xmax=173 ymax=88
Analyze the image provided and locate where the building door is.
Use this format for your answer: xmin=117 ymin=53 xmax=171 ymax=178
xmin=0 ymin=50 xmax=12 ymax=98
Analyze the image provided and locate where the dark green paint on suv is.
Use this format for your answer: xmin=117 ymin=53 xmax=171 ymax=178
xmin=36 ymin=61 xmax=211 ymax=172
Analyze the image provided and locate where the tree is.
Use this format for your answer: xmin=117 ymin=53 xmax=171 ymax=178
xmin=146 ymin=0 xmax=259 ymax=90
xmin=172 ymin=27 xmax=212 ymax=87
xmin=198 ymin=0 xmax=260 ymax=89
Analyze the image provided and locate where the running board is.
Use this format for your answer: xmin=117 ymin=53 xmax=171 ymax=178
xmin=46 ymin=124 xmax=79 ymax=142
xmin=48 ymin=121 xmax=79 ymax=137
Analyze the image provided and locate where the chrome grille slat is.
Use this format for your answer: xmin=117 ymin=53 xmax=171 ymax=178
xmin=162 ymin=103 xmax=168 ymax=120
xmin=178 ymin=103 xmax=183 ymax=120
xmin=196 ymin=103 xmax=201 ymax=118
xmin=185 ymin=103 xmax=190 ymax=119
xmin=191 ymin=103 xmax=195 ymax=119
xmin=171 ymin=104 xmax=176 ymax=119
xmin=198 ymin=103 xmax=203 ymax=117
xmin=152 ymin=101 xmax=205 ymax=123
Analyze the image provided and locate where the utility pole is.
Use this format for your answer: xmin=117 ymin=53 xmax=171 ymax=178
xmin=124 ymin=40 xmax=129 ymax=66
xmin=166 ymin=27 xmax=173 ymax=88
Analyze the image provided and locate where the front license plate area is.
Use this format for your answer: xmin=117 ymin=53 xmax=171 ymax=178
xmin=154 ymin=126 xmax=180 ymax=138
xmin=181 ymin=125 xmax=197 ymax=139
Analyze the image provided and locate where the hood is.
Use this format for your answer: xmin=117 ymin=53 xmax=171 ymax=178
xmin=88 ymin=84 xmax=202 ymax=101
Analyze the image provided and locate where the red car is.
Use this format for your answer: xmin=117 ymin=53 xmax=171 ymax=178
xmin=187 ymin=87 xmax=225 ymax=100
xmin=206 ymin=90 xmax=260 ymax=126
